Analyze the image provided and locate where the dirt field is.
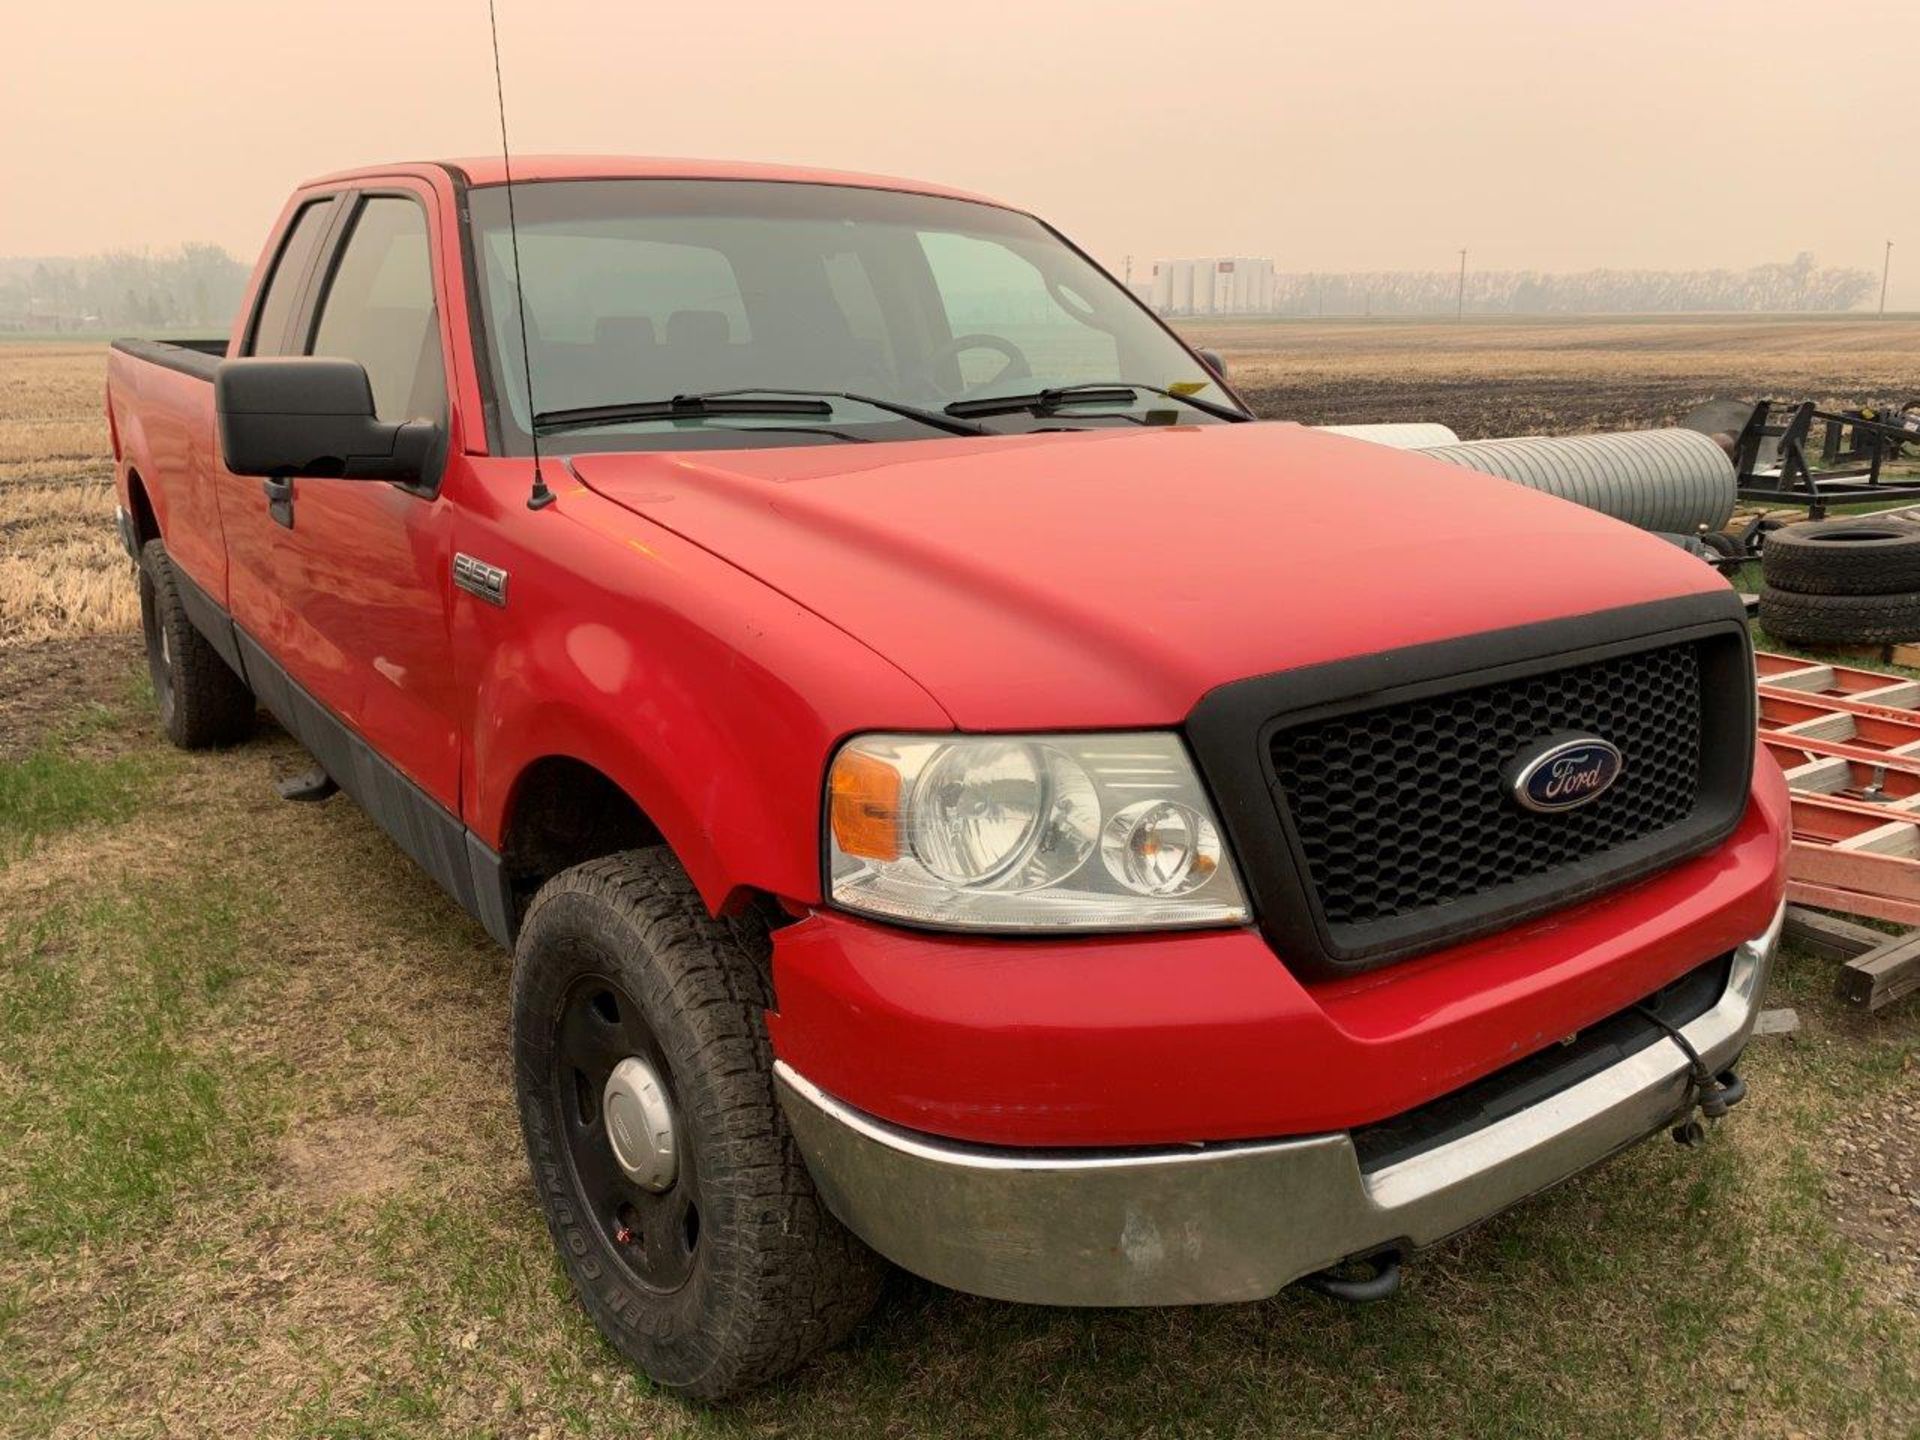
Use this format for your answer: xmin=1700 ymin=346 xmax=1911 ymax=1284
xmin=2 ymin=328 xmax=1918 ymax=1437
xmin=1188 ymin=315 xmax=1920 ymax=437
xmin=9 ymin=321 xmax=1920 ymax=645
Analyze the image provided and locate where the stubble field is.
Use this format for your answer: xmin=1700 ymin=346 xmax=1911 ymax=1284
xmin=1 ymin=321 xmax=1917 ymax=1439
xmin=1186 ymin=314 xmax=1920 ymax=437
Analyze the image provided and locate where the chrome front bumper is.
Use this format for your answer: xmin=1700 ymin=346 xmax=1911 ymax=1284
xmin=775 ymin=902 xmax=1781 ymax=1307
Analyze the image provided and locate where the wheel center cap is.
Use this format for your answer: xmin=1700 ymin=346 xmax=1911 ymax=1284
xmin=603 ymin=1056 xmax=676 ymax=1191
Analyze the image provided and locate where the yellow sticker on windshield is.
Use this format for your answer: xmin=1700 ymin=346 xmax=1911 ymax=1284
xmin=1169 ymin=381 xmax=1207 ymax=396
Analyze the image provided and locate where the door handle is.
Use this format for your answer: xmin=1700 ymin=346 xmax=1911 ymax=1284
xmin=262 ymin=474 xmax=295 ymax=530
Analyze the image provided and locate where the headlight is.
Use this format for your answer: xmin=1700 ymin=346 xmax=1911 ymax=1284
xmin=826 ymin=733 xmax=1250 ymax=930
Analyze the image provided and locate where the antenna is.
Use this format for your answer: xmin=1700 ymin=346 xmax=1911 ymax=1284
xmin=487 ymin=0 xmax=554 ymax=510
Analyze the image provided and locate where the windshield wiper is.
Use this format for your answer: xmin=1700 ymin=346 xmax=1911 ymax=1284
xmin=692 ymin=387 xmax=991 ymax=437
xmin=945 ymin=382 xmax=1250 ymax=423
xmin=534 ymin=388 xmax=991 ymax=439
xmin=533 ymin=394 xmax=834 ymax=434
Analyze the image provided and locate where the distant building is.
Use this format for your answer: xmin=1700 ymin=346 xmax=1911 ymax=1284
xmin=1148 ymin=257 xmax=1278 ymax=316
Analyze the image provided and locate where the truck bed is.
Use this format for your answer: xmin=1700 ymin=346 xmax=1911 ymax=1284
xmin=109 ymin=337 xmax=228 ymax=382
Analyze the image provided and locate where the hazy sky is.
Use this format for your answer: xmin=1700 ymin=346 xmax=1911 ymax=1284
xmin=5 ymin=0 xmax=1914 ymax=305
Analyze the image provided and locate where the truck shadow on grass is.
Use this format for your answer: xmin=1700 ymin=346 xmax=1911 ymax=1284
xmin=0 ymin=654 xmax=1915 ymax=1440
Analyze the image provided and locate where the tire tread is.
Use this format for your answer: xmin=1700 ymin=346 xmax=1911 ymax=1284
xmin=138 ymin=539 xmax=254 ymax=749
xmin=1761 ymin=519 xmax=1920 ymax=596
xmin=512 ymin=850 xmax=883 ymax=1398
xmin=1757 ymin=584 xmax=1920 ymax=646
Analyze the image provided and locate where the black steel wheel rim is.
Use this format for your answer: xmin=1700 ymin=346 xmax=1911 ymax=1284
xmin=551 ymin=973 xmax=700 ymax=1293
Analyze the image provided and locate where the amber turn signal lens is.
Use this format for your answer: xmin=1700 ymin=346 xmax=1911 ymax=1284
xmin=829 ymin=748 xmax=902 ymax=861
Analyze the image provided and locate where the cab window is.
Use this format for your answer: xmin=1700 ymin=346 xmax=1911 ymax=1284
xmin=245 ymin=200 xmax=334 ymax=356
xmin=309 ymin=197 xmax=446 ymax=423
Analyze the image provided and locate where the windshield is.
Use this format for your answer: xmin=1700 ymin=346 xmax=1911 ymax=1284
xmin=466 ymin=179 xmax=1243 ymax=453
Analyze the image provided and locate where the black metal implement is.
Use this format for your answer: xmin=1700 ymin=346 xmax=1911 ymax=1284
xmin=1720 ymin=399 xmax=1920 ymax=519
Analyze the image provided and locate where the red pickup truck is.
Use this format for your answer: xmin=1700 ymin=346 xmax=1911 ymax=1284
xmin=106 ymin=156 xmax=1788 ymax=1397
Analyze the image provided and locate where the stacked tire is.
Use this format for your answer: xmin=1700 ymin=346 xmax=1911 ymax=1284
xmin=1758 ymin=518 xmax=1920 ymax=646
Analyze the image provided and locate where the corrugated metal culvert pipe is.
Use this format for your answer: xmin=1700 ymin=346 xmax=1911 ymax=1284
xmin=1414 ymin=428 xmax=1738 ymax=534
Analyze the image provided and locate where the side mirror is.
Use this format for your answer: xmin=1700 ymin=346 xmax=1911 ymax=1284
xmin=216 ymin=357 xmax=437 ymax=483
xmin=1196 ymin=348 xmax=1228 ymax=379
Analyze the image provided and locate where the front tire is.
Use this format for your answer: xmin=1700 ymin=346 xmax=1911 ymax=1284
xmin=137 ymin=539 xmax=254 ymax=749
xmin=510 ymin=850 xmax=884 ymax=1399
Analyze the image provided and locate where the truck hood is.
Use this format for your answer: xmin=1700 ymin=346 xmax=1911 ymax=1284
xmin=568 ymin=422 xmax=1728 ymax=729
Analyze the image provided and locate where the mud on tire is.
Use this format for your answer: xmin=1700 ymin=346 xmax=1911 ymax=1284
xmin=1761 ymin=518 xmax=1920 ymax=596
xmin=138 ymin=539 xmax=255 ymax=749
xmin=510 ymin=849 xmax=884 ymax=1399
xmin=1757 ymin=585 xmax=1920 ymax=647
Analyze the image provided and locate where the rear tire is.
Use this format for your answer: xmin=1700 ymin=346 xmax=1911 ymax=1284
xmin=510 ymin=850 xmax=884 ymax=1399
xmin=137 ymin=539 xmax=255 ymax=749
xmin=1757 ymin=585 xmax=1920 ymax=647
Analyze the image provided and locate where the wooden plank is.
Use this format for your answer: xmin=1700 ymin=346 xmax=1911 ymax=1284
xmin=1774 ymin=756 xmax=1920 ymax=811
xmin=1789 ymin=793 xmax=1918 ymax=841
xmin=1850 ymin=679 xmax=1920 ymax=709
xmin=1760 ymin=692 xmax=1920 ymax=749
xmin=1786 ymin=879 xmax=1920 ymax=928
xmin=1772 ymin=710 xmax=1859 ymax=742
xmin=1777 ymin=755 xmax=1852 ymax=791
xmin=1782 ymin=905 xmax=1886 ymax=961
xmin=1764 ymin=727 xmax=1920 ymax=768
xmin=1753 ymin=659 xmax=1834 ymax=691
xmin=1789 ymin=841 xmax=1920 ymax=901
xmin=1892 ymin=643 xmax=1920 ymax=669
xmin=1761 ymin=731 xmax=1920 ymax=773
xmin=1754 ymin=1007 xmax=1802 ymax=1036
xmin=1790 ymin=789 xmax=1920 ymax=832
xmin=1757 ymin=650 xmax=1920 ymax=705
xmin=1760 ymin=681 xmax=1920 ymax=726
xmin=1836 ymin=932 xmax=1920 ymax=1011
xmin=1833 ymin=821 xmax=1920 ymax=857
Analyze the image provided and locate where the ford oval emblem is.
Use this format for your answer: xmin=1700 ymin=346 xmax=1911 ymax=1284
xmin=1505 ymin=733 xmax=1624 ymax=813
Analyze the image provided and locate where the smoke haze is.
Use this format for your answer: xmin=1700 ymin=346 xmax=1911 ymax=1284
xmin=2 ymin=0 xmax=1913 ymax=308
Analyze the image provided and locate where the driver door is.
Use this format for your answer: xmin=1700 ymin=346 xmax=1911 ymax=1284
xmin=234 ymin=186 xmax=463 ymax=810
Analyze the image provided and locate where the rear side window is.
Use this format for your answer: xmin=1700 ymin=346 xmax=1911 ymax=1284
xmin=246 ymin=200 xmax=333 ymax=356
xmin=309 ymin=197 xmax=445 ymax=423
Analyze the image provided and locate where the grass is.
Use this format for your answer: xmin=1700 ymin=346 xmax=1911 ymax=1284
xmin=3 ymin=326 xmax=1919 ymax=1435
xmin=0 ymin=748 xmax=151 ymax=863
xmin=0 ymin=659 xmax=1911 ymax=1439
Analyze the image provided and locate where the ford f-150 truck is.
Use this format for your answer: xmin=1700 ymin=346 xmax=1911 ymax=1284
xmin=105 ymin=156 xmax=1788 ymax=1398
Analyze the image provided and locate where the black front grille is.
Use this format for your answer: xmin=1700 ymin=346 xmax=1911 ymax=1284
xmin=1182 ymin=594 xmax=1756 ymax=977
xmin=1269 ymin=642 xmax=1704 ymax=928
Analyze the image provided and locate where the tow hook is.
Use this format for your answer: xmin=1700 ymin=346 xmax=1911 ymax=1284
xmin=1671 ymin=1068 xmax=1747 ymax=1147
xmin=1303 ymin=1248 xmax=1404 ymax=1303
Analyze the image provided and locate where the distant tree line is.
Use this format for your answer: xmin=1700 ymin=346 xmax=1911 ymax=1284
xmin=1274 ymin=253 xmax=1876 ymax=316
xmin=0 ymin=244 xmax=1880 ymax=330
xmin=0 ymin=245 xmax=250 ymax=332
